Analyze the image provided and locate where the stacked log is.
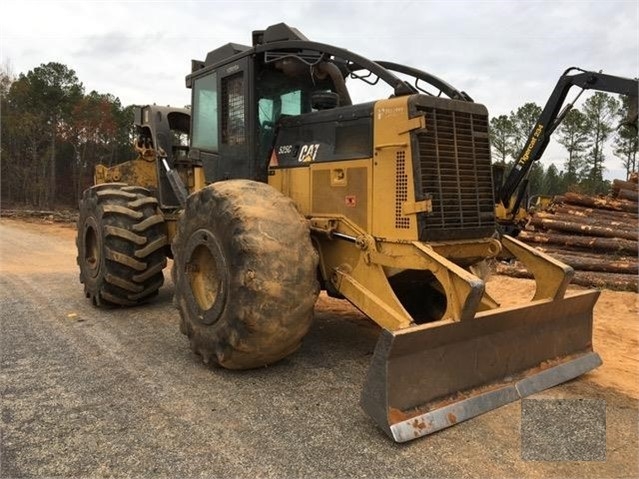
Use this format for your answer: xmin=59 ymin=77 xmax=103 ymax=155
xmin=612 ymin=179 xmax=639 ymax=202
xmin=497 ymin=178 xmax=639 ymax=292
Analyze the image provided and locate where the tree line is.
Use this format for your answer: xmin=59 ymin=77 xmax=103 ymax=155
xmin=1 ymin=62 xmax=637 ymax=209
xmin=490 ymin=94 xmax=637 ymax=197
xmin=1 ymin=62 xmax=134 ymax=208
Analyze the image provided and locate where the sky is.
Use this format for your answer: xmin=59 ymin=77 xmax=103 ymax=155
xmin=1 ymin=0 xmax=638 ymax=177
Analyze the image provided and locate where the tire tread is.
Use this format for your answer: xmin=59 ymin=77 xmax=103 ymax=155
xmin=77 ymin=184 xmax=167 ymax=308
xmin=172 ymin=180 xmax=319 ymax=369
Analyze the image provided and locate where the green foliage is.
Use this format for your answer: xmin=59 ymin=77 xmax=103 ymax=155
xmin=580 ymin=92 xmax=619 ymax=194
xmin=613 ymin=95 xmax=638 ymax=179
xmin=1 ymin=62 xmax=134 ymax=207
xmin=526 ymin=162 xmax=545 ymax=196
xmin=556 ymin=109 xmax=589 ymax=186
xmin=17 ymin=62 xmax=83 ymax=120
xmin=498 ymin=102 xmax=545 ymax=198
xmin=489 ymin=115 xmax=514 ymax=163
xmin=509 ymin=102 xmax=543 ymax=155
xmin=2 ymin=62 xmax=85 ymax=206
xmin=543 ymin=164 xmax=563 ymax=195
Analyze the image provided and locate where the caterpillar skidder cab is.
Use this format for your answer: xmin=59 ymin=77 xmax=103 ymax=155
xmin=77 ymin=23 xmax=603 ymax=442
xmin=494 ymin=67 xmax=639 ymax=235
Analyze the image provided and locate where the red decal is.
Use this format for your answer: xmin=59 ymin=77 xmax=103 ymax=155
xmin=269 ymin=150 xmax=279 ymax=167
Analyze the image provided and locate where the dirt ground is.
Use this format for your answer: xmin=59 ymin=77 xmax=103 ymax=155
xmin=1 ymin=217 xmax=638 ymax=478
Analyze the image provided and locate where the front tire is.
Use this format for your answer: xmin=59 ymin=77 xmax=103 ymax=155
xmin=171 ymin=179 xmax=319 ymax=369
xmin=76 ymin=183 xmax=168 ymax=307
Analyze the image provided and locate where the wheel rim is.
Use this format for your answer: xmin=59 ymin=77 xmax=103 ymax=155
xmin=189 ymin=244 xmax=220 ymax=311
xmin=185 ymin=229 xmax=227 ymax=324
xmin=84 ymin=222 xmax=100 ymax=278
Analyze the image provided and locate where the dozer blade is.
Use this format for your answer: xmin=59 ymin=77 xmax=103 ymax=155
xmin=361 ymin=289 xmax=601 ymax=443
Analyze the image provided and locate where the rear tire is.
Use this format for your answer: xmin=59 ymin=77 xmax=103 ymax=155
xmin=77 ymin=183 xmax=168 ymax=307
xmin=171 ymin=179 xmax=319 ymax=369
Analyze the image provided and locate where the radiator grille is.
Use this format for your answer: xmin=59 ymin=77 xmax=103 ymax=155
xmin=416 ymin=108 xmax=494 ymax=240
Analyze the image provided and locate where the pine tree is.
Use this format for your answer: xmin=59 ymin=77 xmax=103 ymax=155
xmin=489 ymin=115 xmax=514 ymax=164
xmin=509 ymin=102 xmax=543 ymax=155
xmin=543 ymin=163 xmax=563 ymax=195
xmin=581 ymin=92 xmax=619 ymax=194
xmin=7 ymin=63 xmax=84 ymax=206
xmin=1 ymin=62 xmax=133 ymax=207
xmin=613 ymin=95 xmax=638 ymax=178
xmin=556 ymin=108 xmax=588 ymax=187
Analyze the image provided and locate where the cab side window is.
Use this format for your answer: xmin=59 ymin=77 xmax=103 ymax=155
xmin=192 ymin=73 xmax=218 ymax=151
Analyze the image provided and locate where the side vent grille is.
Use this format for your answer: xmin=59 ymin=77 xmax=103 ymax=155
xmin=395 ymin=151 xmax=410 ymax=229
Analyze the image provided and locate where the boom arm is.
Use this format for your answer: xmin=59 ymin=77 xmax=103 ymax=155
xmin=498 ymin=67 xmax=639 ymax=207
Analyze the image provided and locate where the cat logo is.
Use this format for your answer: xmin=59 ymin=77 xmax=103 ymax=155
xmin=298 ymin=143 xmax=320 ymax=163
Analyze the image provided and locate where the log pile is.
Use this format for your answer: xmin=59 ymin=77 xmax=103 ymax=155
xmin=497 ymin=177 xmax=639 ymax=292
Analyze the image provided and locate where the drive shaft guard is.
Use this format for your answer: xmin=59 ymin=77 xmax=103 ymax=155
xmin=361 ymin=290 xmax=601 ymax=442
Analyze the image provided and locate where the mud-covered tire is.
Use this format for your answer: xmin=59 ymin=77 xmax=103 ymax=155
xmin=76 ymin=183 xmax=168 ymax=307
xmin=171 ymin=179 xmax=319 ymax=369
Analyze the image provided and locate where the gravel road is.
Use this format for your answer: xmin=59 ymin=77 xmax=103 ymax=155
xmin=1 ymin=219 xmax=637 ymax=478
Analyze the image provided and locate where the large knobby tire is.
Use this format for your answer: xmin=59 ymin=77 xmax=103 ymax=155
xmin=77 ymin=183 xmax=168 ymax=307
xmin=171 ymin=179 xmax=319 ymax=369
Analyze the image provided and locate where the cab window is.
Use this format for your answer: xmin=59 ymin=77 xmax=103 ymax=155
xmin=257 ymin=89 xmax=303 ymax=160
xmin=258 ymin=89 xmax=303 ymax=125
xmin=192 ymin=73 xmax=218 ymax=151
xmin=221 ymin=72 xmax=245 ymax=145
